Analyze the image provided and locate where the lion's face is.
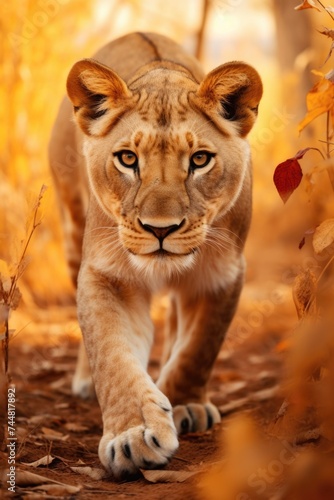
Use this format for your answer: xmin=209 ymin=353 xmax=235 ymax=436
xmin=67 ymin=61 xmax=262 ymax=276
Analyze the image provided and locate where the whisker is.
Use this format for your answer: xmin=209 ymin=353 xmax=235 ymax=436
xmin=205 ymin=226 xmax=241 ymax=250
xmin=84 ymin=226 xmax=119 ymax=235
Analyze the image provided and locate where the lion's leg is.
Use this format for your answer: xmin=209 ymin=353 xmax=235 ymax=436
xmin=160 ymin=295 xmax=178 ymax=367
xmin=157 ymin=270 xmax=244 ymax=434
xmin=72 ymin=341 xmax=95 ymax=399
xmin=78 ymin=265 xmax=178 ymax=478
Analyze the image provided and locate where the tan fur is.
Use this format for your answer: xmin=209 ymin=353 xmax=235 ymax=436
xmin=49 ymin=32 xmax=262 ymax=478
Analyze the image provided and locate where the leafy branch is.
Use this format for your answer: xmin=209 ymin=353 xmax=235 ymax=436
xmin=273 ymin=1 xmax=334 ymax=255
xmin=274 ymin=1 xmax=334 ymax=206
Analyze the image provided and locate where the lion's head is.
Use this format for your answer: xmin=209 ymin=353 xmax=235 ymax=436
xmin=67 ymin=57 xmax=262 ymax=278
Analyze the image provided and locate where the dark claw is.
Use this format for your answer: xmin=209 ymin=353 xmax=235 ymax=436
xmin=111 ymin=445 xmax=115 ymax=461
xmin=119 ymin=469 xmax=142 ymax=482
xmin=181 ymin=417 xmax=190 ymax=433
xmin=123 ymin=443 xmax=132 ymax=459
xmin=206 ymin=408 xmax=214 ymax=429
xmin=143 ymin=459 xmax=154 ymax=468
xmin=152 ymin=436 xmax=161 ymax=448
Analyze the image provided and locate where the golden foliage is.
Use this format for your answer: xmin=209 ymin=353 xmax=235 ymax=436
xmin=298 ymin=70 xmax=334 ymax=134
xmin=312 ymin=218 xmax=334 ymax=254
xmin=0 ymin=1 xmax=108 ymax=307
xmin=0 ymin=1 xmax=203 ymax=310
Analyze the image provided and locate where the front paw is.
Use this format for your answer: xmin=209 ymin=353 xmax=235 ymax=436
xmin=173 ymin=402 xmax=221 ymax=434
xmin=99 ymin=396 xmax=178 ymax=478
xmin=72 ymin=372 xmax=95 ymax=399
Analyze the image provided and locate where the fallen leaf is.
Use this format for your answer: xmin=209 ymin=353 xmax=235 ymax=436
xmin=219 ymin=397 xmax=249 ymax=415
xmin=28 ymin=414 xmax=56 ymax=425
xmin=49 ymin=378 xmax=73 ymax=395
xmin=220 ymin=386 xmax=280 ymax=415
xmin=15 ymin=422 xmax=27 ymax=434
xmin=54 ymin=402 xmax=69 ymax=409
xmin=141 ymin=469 xmax=199 ymax=483
xmin=71 ymin=466 xmax=107 ymax=480
xmin=41 ymin=427 xmax=63 ymax=438
xmin=253 ymin=386 xmax=280 ymax=401
xmin=248 ymin=354 xmax=265 ymax=364
xmin=64 ymin=422 xmax=89 ymax=432
xmin=22 ymin=455 xmax=55 ymax=468
xmin=40 ymin=427 xmax=69 ymax=441
xmin=29 ymin=483 xmax=80 ymax=495
xmin=313 ymin=218 xmax=334 ymax=254
xmin=14 ymin=470 xmax=80 ymax=493
xmin=256 ymin=370 xmax=277 ymax=381
xmin=294 ymin=0 xmax=321 ymax=11
xmin=223 ymin=380 xmax=247 ymax=394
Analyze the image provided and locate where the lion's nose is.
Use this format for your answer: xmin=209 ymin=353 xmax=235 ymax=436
xmin=139 ymin=219 xmax=184 ymax=242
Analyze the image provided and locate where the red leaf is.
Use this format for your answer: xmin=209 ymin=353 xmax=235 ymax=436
xmin=273 ymin=158 xmax=303 ymax=203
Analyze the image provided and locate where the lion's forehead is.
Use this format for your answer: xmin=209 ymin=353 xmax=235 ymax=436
xmin=133 ymin=86 xmax=195 ymax=130
xmin=130 ymin=126 xmax=200 ymax=156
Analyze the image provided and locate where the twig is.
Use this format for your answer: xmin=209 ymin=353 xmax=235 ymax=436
xmin=7 ymin=185 xmax=46 ymax=301
xmin=173 ymin=455 xmax=191 ymax=463
xmin=316 ymin=0 xmax=334 ymax=21
xmin=274 ymin=398 xmax=290 ymax=423
xmin=316 ymin=254 xmax=334 ymax=284
xmin=3 ymin=316 xmax=9 ymax=374
xmin=326 ymin=110 xmax=331 ymax=159
xmin=1 ymin=185 xmax=47 ymax=374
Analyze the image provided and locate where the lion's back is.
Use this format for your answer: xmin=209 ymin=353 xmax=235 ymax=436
xmin=92 ymin=32 xmax=204 ymax=83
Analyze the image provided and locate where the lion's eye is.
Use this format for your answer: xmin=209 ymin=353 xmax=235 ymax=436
xmin=115 ymin=150 xmax=138 ymax=168
xmin=190 ymin=151 xmax=214 ymax=169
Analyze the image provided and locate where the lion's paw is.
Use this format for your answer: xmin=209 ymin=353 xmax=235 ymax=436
xmin=72 ymin=373 xmax=95 ymax=399
xmin=98 ymin=398 xmax=178 ymax=478
xmin=173 ymin=402 xmax=221 ymax=434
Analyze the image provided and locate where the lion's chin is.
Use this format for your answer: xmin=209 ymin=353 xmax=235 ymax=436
xmin=128 ymin=251 xmax=196 ymax=285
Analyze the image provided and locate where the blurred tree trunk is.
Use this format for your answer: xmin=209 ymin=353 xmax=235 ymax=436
xmin=195 ymin=0 xmax=210 ymax=61
xmin=272 ymin=0 xmax=314 ymax=115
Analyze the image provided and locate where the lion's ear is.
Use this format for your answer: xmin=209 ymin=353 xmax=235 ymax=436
xmin=197 ymin=62 xmax=263 ymax=137
xmin=66 ymin=59 xmax=133 ymax=136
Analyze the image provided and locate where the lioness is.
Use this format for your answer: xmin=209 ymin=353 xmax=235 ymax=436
xmin=49 ymin=32 xmax=262 ymax=478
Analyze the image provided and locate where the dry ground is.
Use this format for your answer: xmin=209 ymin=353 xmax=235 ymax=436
xmin=1 ymin=292 xmax=288 ymax=499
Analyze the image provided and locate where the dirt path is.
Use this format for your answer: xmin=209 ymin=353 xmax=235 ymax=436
xmin=1 ymin=302 xmax=285 ymax=499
